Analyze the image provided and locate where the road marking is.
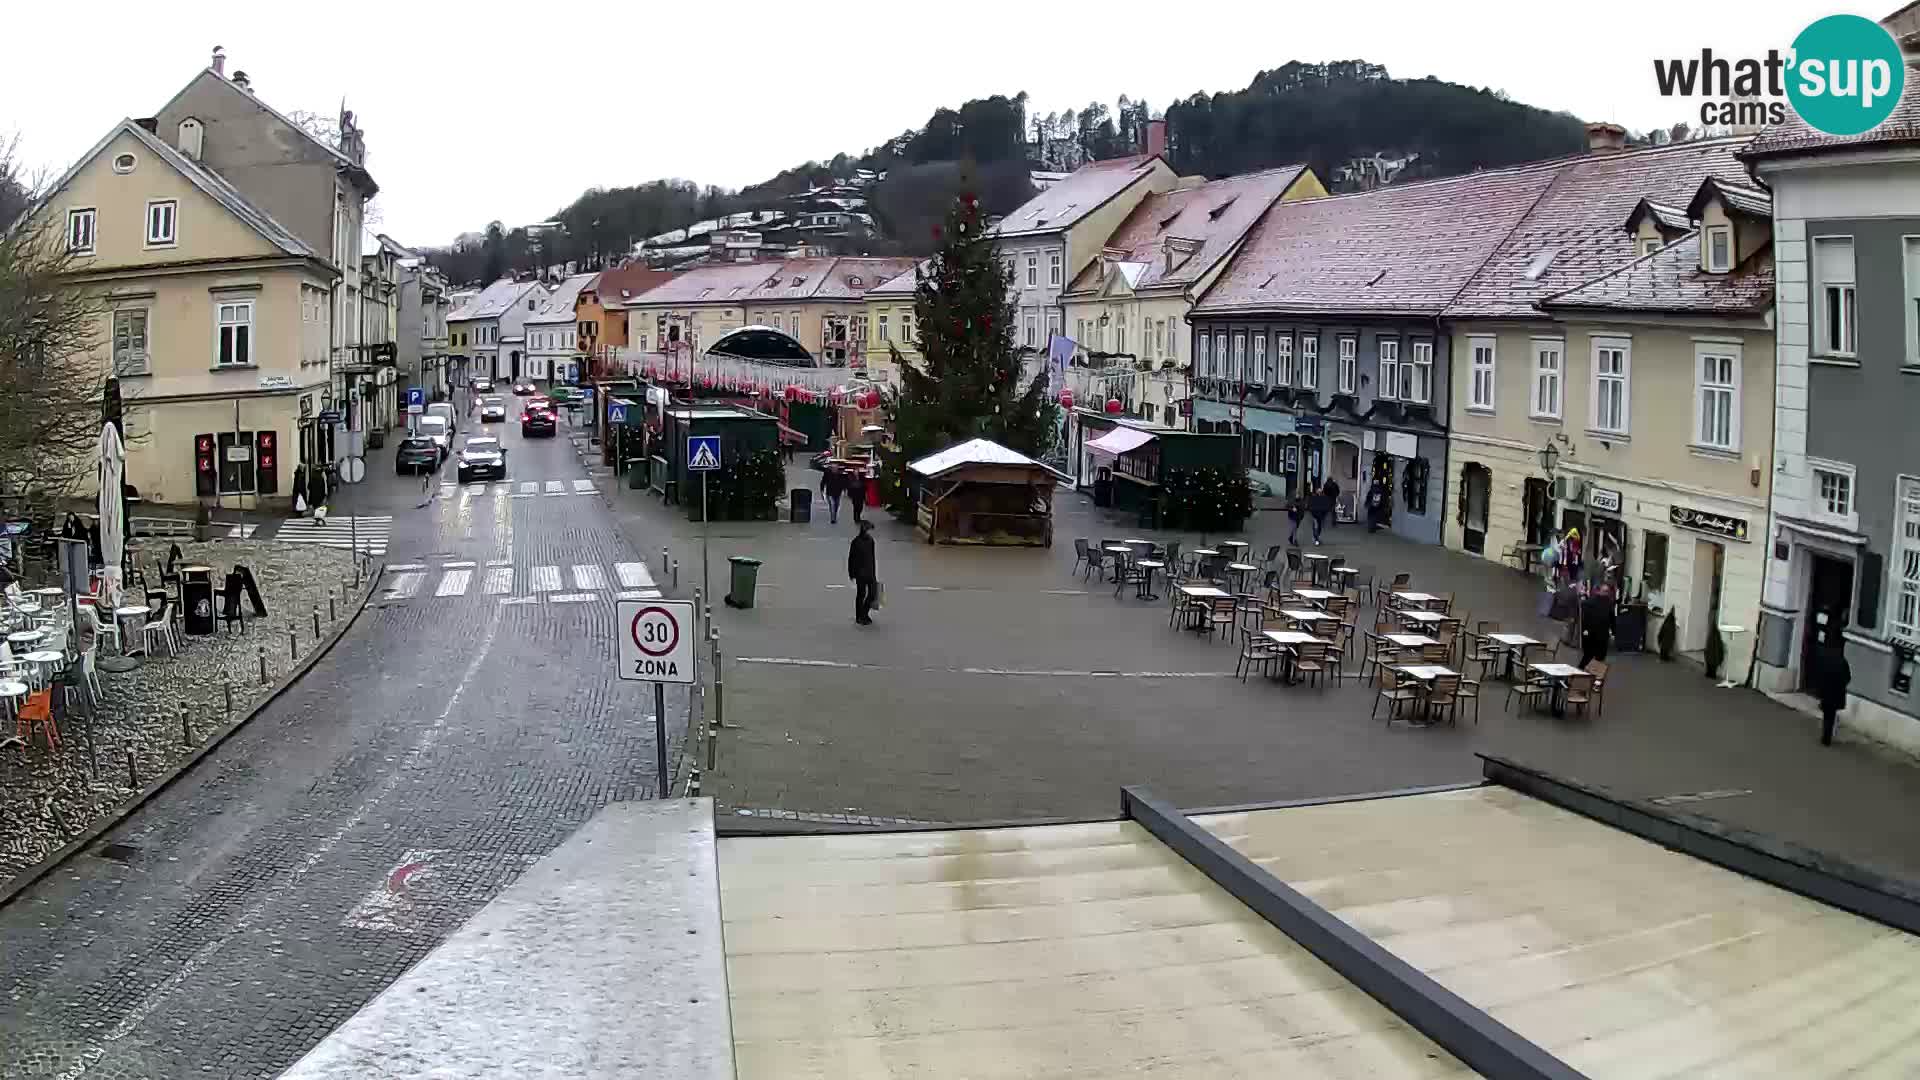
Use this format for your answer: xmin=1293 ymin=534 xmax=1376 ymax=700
xmin=543 ymin=480 xmax=565 ymax=495
xmin=434 ymin=569 xmax=471 ymax=597
xmin=440 ymin=482 xmax=456 ymax=495
xmin=518 ymin=481 xmax=538 ymax=495
xmin=482 ymin=568 xmax=513 ymax=595
xmin=499 ymin=596 xmax=538 ymax=606
xmin=1650 ymin=789 xmax=1754 ymax=806
xmin=387 ymin=563 xmax=426 ymax=572
xmin=493 ymin=482 xmax=513 ymax=497
xmin=616 ymin=590 xmax=663 ymax=600
xmin=571 ymin=564 xmax=607 ymax=590
xmin=487 ymin=559 xmax=512 ymax=567
xmin=1043 ymin=589 xmax=1088 ymax=596
xmin=614 ymin=562 xmax=655 ymax=589
xmin=738 ymin=657 xmax=1232 ymax=678
xmin=383 ymin=572 xmax=424 ymax=599
xmin=528 ymin=565 xmax=561 ymax=592
xmin=548 ymin=592 xmax=595 ymax=604
xmin=905 ymin=586 xmax=942 ymax=592
xmin=444 ymin=560 xmax=476 ymax=569
xmin=572 ymin=478 xmax=595 ymax=493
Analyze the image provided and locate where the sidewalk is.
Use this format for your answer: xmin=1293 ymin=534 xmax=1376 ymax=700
xmin=595 ymin=462 xmax=1920 ymax=887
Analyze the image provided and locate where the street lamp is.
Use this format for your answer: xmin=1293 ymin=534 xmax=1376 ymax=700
xmin=1538 ymin=440 xmax=1559 ymax=475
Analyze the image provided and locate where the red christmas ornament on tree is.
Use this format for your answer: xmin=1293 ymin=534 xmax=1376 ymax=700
xmin=1105 ymin=398 xmax=1124 ymax=414
xmin=1060 ymin=389 xmax=1075 ymax=408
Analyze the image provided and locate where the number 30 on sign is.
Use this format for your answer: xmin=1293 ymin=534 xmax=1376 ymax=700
xmin=616 ymin=599 xmax=696 ymax=684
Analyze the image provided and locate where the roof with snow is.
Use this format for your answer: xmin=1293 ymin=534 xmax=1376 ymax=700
xmin=1065 ymin=165 xmax=1310 ymax=296
xmin=525 ymin=273 xmax=599 ymax=325
xmin=991 ymin=155 xmax=1167 ymax=238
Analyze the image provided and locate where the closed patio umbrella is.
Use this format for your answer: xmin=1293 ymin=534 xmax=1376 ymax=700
xmin=97 ymin=421 xmax=125 ymax=608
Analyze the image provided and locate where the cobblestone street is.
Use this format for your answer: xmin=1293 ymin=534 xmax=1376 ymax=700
xmin=0 ymin=412 xmax=692 ymax=1079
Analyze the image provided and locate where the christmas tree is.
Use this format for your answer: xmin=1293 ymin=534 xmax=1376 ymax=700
xmin=890 ymin=187 xmax=1056 ymax=467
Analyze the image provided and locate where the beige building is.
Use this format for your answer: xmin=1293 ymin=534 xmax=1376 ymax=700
xmin=1060 ymin=165 xmax=1325 ymax=427
xmin=29 ymin=119 xmax=338 ymax=506
xmin=1447 ymin=174 xmax=1775 ymax=664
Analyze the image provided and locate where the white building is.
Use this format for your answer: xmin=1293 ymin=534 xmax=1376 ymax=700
xmin=447 ymin=278 xmax=549 ymax=383
xmin=524 ymin=272 xmax=596 ymax=383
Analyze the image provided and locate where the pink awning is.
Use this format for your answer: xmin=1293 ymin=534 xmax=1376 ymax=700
xmin=1085 ymin=426 xmax=1157 ymax=457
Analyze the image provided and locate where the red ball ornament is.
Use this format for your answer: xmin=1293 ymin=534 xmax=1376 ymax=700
xmin=1060 ymin=390 xmax=1075 ymax=408
xmin=1105 ymin=398 xmax=1123 ymax=415
xmin=932 ymin=224 xmax=943 ymax=240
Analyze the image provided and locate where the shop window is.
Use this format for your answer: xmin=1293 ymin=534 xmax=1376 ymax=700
xmin=1402 ymin=456 xmax=1429 ymax=515
xmin=1643 ymin=530 xmax=1669 ymax=609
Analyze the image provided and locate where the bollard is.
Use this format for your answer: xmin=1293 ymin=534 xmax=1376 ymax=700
xmin=686 ymin=766 xmax=701 ymax=798
xmin=711 ymin=627 xmax=725 ymax=733
xmin=126 ymin=747 xmax=139 ymax=790
xmin=86 ymin=729 xmax=99 ymax=779
xmin=49 ymin=801 xmax=74 ymax=839
xmin=692 ymin=589 xmax=702 ymax=633
xmin=288 ymin=623 xmax=298 ymax=662
xmin=181 ymin=708 xmax=193 ymax=747
xmin=661 ymin=546 xmax=669 ymax=571
xmin=223 ymin=677 xmax=233 ymax=718
xmin=672 ymin=558 xmax=680 ymax=590
xmin=313 ymin=604 xmax=322 ymax=641
xmin=329 ymin=591 xmax=337 ymax=622
xmin=258 ymin=645 xmax=269 ymax=685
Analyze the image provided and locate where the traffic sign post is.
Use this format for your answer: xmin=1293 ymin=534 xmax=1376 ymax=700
xmin=406 ymin=387 xmax=425 ymax=416
xmin=688 ymin=436 xmax=722 ymax=610
xmin=618 ymin=598 xmax=696 ymax=797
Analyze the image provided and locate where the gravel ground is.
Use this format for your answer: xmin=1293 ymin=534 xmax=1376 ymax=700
xmin=0 ymin=540 xmax=362 ymax=884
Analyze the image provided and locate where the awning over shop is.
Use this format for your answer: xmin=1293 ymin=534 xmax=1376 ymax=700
xmin=1085 ymin=426 xmax=1157 ymax=457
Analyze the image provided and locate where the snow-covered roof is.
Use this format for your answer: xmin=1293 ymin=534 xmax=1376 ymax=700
xmin=908 ymin=438 xmax=1069 ymax=480
xmin=449 ymin=278 xmax=540 ymax=322
xmin=525 ymin=272 xmax=598 ymax=325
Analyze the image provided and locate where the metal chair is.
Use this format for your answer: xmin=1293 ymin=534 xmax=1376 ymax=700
xmin=1236 ymin=624 xmax=1280 ymax=682
xmin=1071 ymin=538 xmax=1095 ymax=578
xmin=1292 ymin=641 xmax=1331 ymax=689
xmin=1424 ymin=675 xmax=1463 ymax=726
xmin=1584 ymin=659 xmax=1609 ymax=714
xmin=1371 ymin=669 xmax=1420 ymax=723
xmin=1564 ymin=672 xmax=1596 ymax=718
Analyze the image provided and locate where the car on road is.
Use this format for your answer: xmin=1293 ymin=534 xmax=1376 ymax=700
xmin=426 ymin=401 xmax=458 ymax=435
xmin=525 ymin=396 xmax=552 ymax=415
xmin=414 ymin=415 xmax=452 ymax=460
xmin=512 ymin=380 xmax=536 ymax=395
xmin=521 ymin=407 xmax=556 ymax=438
xmin=395 ymin=435 xmax=441 ymax=475
xmin=479 ymin=396 xmax=507 ymax=423
xmin=472 ymin=376 xmax=494 ymax=393
xmin=457 ymin=436 xmax=508 ymax=483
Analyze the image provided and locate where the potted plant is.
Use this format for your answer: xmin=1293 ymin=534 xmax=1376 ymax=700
xmin=1657 ymin=608 xmax=1677 ymax=660
xmin=1705 ymin=622 xmax=1726 ymax=680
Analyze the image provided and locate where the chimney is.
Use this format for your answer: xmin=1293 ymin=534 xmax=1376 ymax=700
xmin=1144 ymin=118 xmax=1167 ymax=160
xmin=1586 ymin=121 xmax=1628 ymax=154
xmin=232 ymin=70 xmax=251 ymax=93
xmin=211 ymin=46 xmax=226 ymax=76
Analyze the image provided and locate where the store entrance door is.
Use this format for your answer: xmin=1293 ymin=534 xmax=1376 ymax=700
xmin=1800 ymin=554 xmax=1855 ymax=688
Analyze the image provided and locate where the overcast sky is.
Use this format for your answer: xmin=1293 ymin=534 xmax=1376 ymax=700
xmin=5 ymin=0 xmax=1822 ymax=248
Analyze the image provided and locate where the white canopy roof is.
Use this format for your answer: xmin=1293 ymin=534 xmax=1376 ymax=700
xmin=908 ymin=438 xmax=1069 ymax=481
xmin=1085 ymin=426 xmax=1157 ymax=456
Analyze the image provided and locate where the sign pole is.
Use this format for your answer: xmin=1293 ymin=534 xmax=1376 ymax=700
xmin=654 ymin=682 xmax=668 ymax=797
xmin=701 ymin=472 xmax=711 ymax=607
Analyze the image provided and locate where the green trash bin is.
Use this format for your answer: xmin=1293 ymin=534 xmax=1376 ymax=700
xmin=725 ymin=556 xmax=763 ymax=609
xmin=627 ymin=456 xmax=647 ymax=489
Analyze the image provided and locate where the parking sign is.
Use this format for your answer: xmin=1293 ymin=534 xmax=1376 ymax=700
xmin=406 ymin=387 xmax=425 ymax=415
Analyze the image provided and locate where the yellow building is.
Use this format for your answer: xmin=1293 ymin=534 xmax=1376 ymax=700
xmin=1060 ymin=165 xmax=1325 ymax=425
xmin=861 ymin=263 xmax=922 ymax=385
xmin=27 ymin=118 xmax=337 ymax=507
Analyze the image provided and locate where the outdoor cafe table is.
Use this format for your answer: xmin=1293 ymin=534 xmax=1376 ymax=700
xmin=1279 ymin=608 xmax=1336 ymax=632
xmin=22 ymin=650 xmax=63 ymax=688
xmin=1224 ymin=562 xmax=1259 ymax=591
xmin=1219 ymin=540 xmax=1250 ymax=556
xmin=113 ymin=605 xmax=151 ymax=656
xmin=1485 ymin=633 xmax=1542 ymax=679
xmin=1396 ymin=664 xmax=1460 ymax=724
xmin=1399 ymin=609 xmax=1450 ymax=629
xmin=1390 ymin=591 xmax=1439 ymax=608
xmin=7 ymin=629 xmax=47 ymax=650
xmin=29 ymin=587 xmax=66 ymax=604
xmin=1174 ymin=584 xmax=1229 ymax=632
xmin=1385 ymin=633 xmax=1440 ymax=650
xmin=1329 ymin=565 xmax=1359 ymax=583
xmin=1133 ymin=559 xmax=1165 ymax=601
xmin=1301 ymin=552 xmax=1332 ymax=582
xmin=1528 ymin=662 xmax=1587 ymax=716
xmin=1103 ymin=546 xmax=1132 ymax=581
xmin=1289 ymin=588 xmax=1338 ymax=607
xmin=1261 ymin=630 xmax=1328 ymax=684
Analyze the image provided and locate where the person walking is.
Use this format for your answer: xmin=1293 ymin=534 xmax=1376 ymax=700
xmin=1812 ymin=627 xmax=1852 ymax=746
xmin=848 ymin=519 xmax=878 ymax=625
xmin=1286 ymin=495 xmax=1305 ymax=546
xmin=821 ymin=466 xmax=845 ymax=525
xmin=1322 ymin=477 xmax=1341 ymax=529
xmin=1308 ymin=480 xmax=1333 ymax=545
xmin=1365 ymin=480 xmax=1388 ymax=533
xmin=847 ymin=469 xmax=869 ymax=524
xmin=1578 ymin=583 xmax=1616 ymax=668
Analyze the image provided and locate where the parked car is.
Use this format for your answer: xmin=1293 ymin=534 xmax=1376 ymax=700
xmin=521 ymin=408 xmax=556 ymax=438
xmin=395 ymin=436 xmax=440 ymax=475
xmin=479 ymin=396 xmax=507 ymax=423
xmin=512 ymin=381 xmax=536 ymax=395
xmin=457 ymin=436 xmax=507 ymax=483
xmin=472 ymin=376 xmax=494 ymax=393
xmin=414 ymin=415 xmax=452 ymax=460
xmin=426 ymin=401 xmax=458 ymax=435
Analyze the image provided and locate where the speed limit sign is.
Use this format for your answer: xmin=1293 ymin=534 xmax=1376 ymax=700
xmin=616 ymin=599 xmax=695 ymax=684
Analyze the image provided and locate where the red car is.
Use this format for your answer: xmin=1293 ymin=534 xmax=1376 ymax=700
xmin=521 ymin=408 xmax=556 ymax=437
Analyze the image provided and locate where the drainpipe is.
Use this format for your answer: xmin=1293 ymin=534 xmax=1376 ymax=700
xmin=1434 ymin=314 xmax=1451 ymax=551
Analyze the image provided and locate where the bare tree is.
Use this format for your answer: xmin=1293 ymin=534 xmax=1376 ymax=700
xmin=0 ymin=137 xmax=111 ymax=514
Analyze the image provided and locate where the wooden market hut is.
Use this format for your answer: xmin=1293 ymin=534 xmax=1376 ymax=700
xmin=906 ymin=438 xmax=1070 ymax=547
xmin=1072 ymin=411 xmax=1244 ymax=528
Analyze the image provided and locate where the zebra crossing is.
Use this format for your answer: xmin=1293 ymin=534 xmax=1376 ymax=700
xmin=272 ymin=515 xmax=392 ymax=556
xmin=438 ymin=478 xmax=598 ymax=499
xmin=378 ymin=559 xmax=662 ymax=605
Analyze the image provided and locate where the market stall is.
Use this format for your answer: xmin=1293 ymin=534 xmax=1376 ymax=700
xmin=906 ymin=438 xmax=1069 ymax=547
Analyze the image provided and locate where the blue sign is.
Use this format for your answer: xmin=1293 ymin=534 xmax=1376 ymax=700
xmin=1293 ymin=414 xmax=1324 ymax=435
xmin=687 ymin=435 xmax=722 ymax=471
xmin=609 ymin=403 xmax=628 ymax=425
xmin=406 ymin=387 xmax=425 ymax=407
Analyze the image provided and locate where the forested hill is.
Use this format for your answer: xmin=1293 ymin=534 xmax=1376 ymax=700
xmin=430 ymin=60 xmax=1588 ymax=280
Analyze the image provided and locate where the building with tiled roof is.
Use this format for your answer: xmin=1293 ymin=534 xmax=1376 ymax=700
xmin=1744 ymin=52 xmax=1920 ymax=748
xmin=991 ymin=122 xmax=1185 ymax=367
xmin=524 ymin=273 xmax=597 ymax=383
xmin=1057 ymin=164 xmax=1325 ymax=448
xmin=447 ymin=277 xmax=550 ymax=383
xmin=862 ymin=263 xmax=926 ymax=384
xmin=1183 ymin=153 xmax=1573 ymax=541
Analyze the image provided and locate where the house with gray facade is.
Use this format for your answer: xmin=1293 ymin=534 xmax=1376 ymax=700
xmin=1745 ymin=100 xmax=1920 ymax=754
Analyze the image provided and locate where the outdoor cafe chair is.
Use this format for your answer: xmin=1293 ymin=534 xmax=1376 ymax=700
xmin=1371 ymin=668 xmax=1420 ymax=723
xmin=1204 ymin=596 xmax=1238 ymax=641
xmin=1504 ymin=670 xmax=1552 ymax=714
xmin=1584 ymin=659 xmax=1609 ymax=713
xmin=1072 ymin=538 xmax=1095 ymax=578
xmin=14 ymin=687 xmax=58 ymax=750
xmin=143 ymin=603 xmax=179 ymax=659
xmin=1161 ymin=541 xmax=1183 ymax=575
xmin=1455 ymin=676 xmax=1484 ymax=724
xmin=1465 ymin=631 xmax=1505 ymax=681
xmin=1419 ymin=642 xmax=1452 ymax=665
xmin=1327 ymin=622 xmax=1356 ymax=669
xmin=1563 ymin=672 xmax=1596 ymax=718
xmin=1285 ymin=548 xmax=1304 ymax=574
xmin=1361 ymin=639 xmax=1402 ymax=687
xmin=1424 ymin=675 xmax=1463 ymax=726
xmin=1292 ymin=641 xmax=1331 ymax=689
xmin=1261 ymin=544 xmax=1283 ymax=568
xmin=1236 ymin=624 xmax=1281 ymax=682
xmin=1377 ymin=572 xmax=1411 ymax=608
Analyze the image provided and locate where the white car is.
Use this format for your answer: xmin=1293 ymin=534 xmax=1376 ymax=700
xmin=426 ymin=401 xmax=458 ymax=434
xmin=414 ymin=415 xmax=451 ymax=460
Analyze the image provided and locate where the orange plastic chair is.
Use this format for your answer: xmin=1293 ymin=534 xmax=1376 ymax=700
xmin=16 ymin=688 xmax=59 ymax=750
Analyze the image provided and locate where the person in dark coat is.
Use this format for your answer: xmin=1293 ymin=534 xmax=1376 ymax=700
xmin=847 ymin=469 xmax=869 ymax=524
xmin=1308 ymin=481 xmax=1333 ymax=545
xmin=848 ymin=519 xmax=878 ymax=625
xmin=820 ymin=466 xmax=846 ymax=525
xmin=1286 ymin=496 xmax=1305 ymax=546
xmin=1365 ymin=480 xmax=1388 ymax=533
xmin=1813 ymin=633 xmax=1852 ymax=746
xmin=1578 ymin=584 xmax=1616 ymax=667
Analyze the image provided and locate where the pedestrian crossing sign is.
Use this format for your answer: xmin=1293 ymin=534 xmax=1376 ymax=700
xmin=688 ymin=435 xmax=722 ymax=471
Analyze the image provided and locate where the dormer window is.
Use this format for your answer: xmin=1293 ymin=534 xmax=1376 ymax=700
xmin=1705 ymin=226 xmax=1733 ymax=273
xmin=1207 ymin=197 xmax=1237 ymax=221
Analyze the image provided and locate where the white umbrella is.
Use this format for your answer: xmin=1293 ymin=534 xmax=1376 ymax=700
xmin=97 ymin=421 xmax=125 ymax=608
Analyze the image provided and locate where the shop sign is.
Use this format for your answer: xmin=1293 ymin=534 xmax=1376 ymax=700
xmin=1293 ymin=414 xmax=1324 ymax=435
xmin=299 ymin=395 xmax=313 ymax=420
xmin=1587 ymin=485 xmax=1623 ymax=513
xmin=1670 ymin=504 xmax=1750 ymax=542
xmin=259 ymin=375 xmax=294 ymax=391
